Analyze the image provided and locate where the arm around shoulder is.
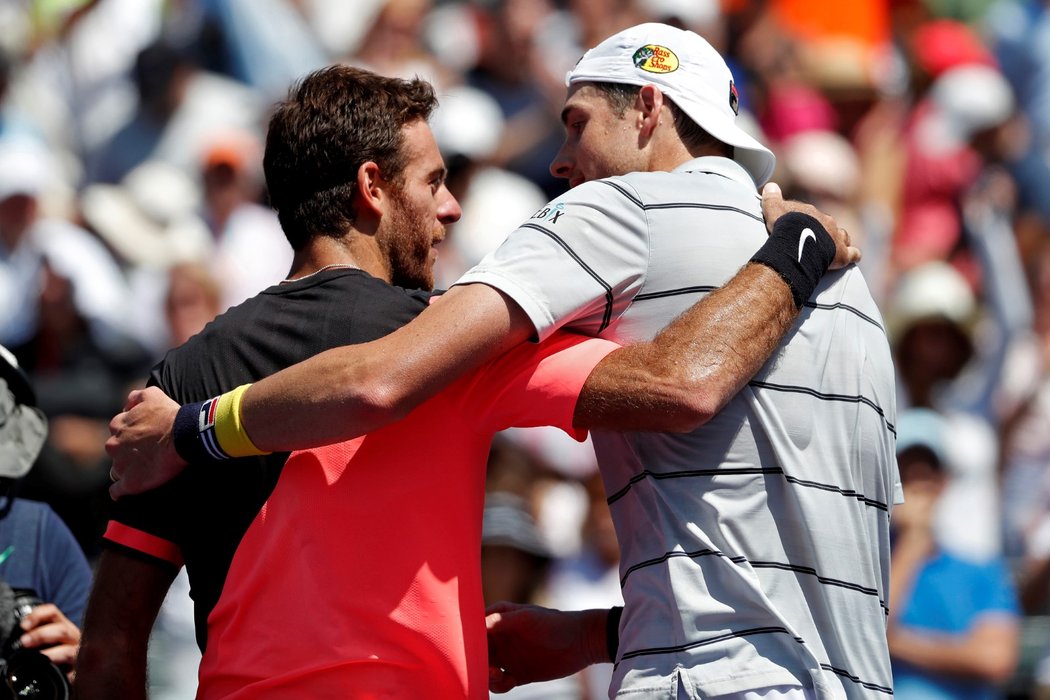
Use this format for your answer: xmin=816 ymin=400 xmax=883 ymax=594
xmin=240 ymin=283 xmax=535 ymax=452
xmin=574 ymin=192 xmax=855 ymax=433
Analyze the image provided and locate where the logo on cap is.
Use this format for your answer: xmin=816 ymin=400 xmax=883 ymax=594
xmin=632 ymin=45 xmax=679 ymax=74
xmin=729 ymin=80 xmax=740 ymax=115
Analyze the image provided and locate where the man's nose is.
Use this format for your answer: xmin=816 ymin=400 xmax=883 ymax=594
xmin=549 ymin=144 xmax=572 ymax=179
xmin=439 ymin=188 xmax=462 ymax=224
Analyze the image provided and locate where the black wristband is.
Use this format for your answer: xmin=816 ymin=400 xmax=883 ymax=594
xmin=173 ymin=397 xmax=228 ymax=464
xmin=606 ymin=606 xmax=624 ymax=661
xmin=749 ymin=212 xmax=836 ymax=309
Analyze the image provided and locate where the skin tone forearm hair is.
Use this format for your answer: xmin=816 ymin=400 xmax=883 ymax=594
xmin=243 ymin=262 xmax=797 ymax=446
xmin=574 ymin=261 xmax=795 ymax=431
xmin=238 ymin=188 xmax=850 ymax=450
xmin=104 ymin=186 xmax=854 ymax=498
xmin=75 ymin=551 xmax=176 ymax=700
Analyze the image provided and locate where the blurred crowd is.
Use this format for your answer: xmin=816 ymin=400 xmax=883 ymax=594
xmin=2 ymin=0 xmax=1050 ymax=697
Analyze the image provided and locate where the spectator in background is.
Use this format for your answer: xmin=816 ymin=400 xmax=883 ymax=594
xmin=163 ymin=262 xmax=222 ymax=349
xmin=0 ymin=343 xmax=90 ymax=682
xmin=465 ymin=0 xmax=571 ymax=199
xmin=85 ymin=36 xmax=262 ymax=186
xmin=889 ymin=407 xmax=1020 ymax=699
xmin=886 ymin=261 xmax=1003 ymax=561
xmin=892 ymin=64 xmax=1015 ymax=273
xmin=79 ymin=158 xmax=214 ymax=356
xmin=0 ymin=135 xmax=147 ymax=556
xmin=197 ymin=130 xmax=292 ymax=310
xmin=0 ymin=137 xmax=138 ymax=354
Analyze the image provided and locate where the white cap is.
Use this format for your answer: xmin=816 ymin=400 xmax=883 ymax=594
xmin=567 ymin=22 xmax=775 ymax=186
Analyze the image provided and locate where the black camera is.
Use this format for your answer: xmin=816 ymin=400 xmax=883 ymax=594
xmin=0 ymin=586 xmax=70 ymax=700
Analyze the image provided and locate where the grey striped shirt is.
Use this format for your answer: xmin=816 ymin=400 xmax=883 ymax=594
xmin=456 ymin=156 xmax=900 ymax=699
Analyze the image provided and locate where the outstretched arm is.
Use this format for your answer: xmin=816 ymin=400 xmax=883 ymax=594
xmin=107 ymin=185 xmax=855 ymax=497
xmin=574 ymin=182 xmax=855 ymax=430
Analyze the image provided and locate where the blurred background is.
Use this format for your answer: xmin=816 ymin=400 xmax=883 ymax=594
xmin=1 ymin=0 xmax=1050 ymax=697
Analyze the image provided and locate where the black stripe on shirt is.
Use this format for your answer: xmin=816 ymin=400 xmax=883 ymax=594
xmin=749 ymin=561 xmax=887 ymax=608
xmin=619 ymin=546 xmax=743 ymax=588
xmin=748 ymin=380 xmax=896 ymax=436
xmin=618 ymin=625 xmax=803 ymax=662
xmin=631 ymin=286 xmax=886 ymax=333
xmin=782 ymin=473 xmax=890 ymax=512
xmin=619 ymin=548 xmax=888 ymax=615
xmin=519 ymin=222 xmax=614 ymax=332
xmin=606 ymin=467 xmax=782 ymax=504
xmin=634 ymin=285 xmax=718 ymax=301
xmin=803 ymin=300 xmax=886 ymax=332
xmin=600 ymin=180 xmax=764 ymax=222
xmin=821 ymin=664 xmax=895 ymax=695
xmin=619 ymin=628 xmax=894 ymax=696
xmin=607 ymin=466 xmax=890 ymax=512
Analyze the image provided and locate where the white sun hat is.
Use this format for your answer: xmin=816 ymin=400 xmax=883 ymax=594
xmin=566 ymin=22 xmax=776 ymax=186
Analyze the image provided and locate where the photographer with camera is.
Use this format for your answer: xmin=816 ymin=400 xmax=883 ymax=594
xmin=0 ymin=344 xmax=91 ymax=695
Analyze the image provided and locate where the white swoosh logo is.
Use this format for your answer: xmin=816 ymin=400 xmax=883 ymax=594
xmin=798 ymin=228 xmax=816 ymax=263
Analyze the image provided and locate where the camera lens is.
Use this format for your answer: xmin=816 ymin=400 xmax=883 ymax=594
xmin=4 ymin=649 xmax=69 ymax=700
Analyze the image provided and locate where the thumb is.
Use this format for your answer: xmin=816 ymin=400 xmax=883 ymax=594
xmin=760 ymin=181 xmax=786 ymax=233
xmin=761 ymin=181 xmax=783 ymax=202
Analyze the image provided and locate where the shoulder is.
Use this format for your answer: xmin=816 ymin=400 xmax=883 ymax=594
xmin=3 ymin=498 xmax=50 ymax=528
xmin=2 ymin=498 xmax=74 ymax=542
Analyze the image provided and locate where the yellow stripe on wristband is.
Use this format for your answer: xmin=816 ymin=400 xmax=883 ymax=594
xmin=213 ymin=384 xmax=271 ymax=458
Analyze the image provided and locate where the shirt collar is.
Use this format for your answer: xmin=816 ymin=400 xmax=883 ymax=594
xmin=672 ymin=156 xmax=757 ymax=190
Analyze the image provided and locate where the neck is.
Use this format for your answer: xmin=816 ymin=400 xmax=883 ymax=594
xmin=287 ymin=233 xmax=389 ymax=282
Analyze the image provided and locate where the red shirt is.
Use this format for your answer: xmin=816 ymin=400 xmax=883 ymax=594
xmin=193 ymin=331 xmax=616 ymax=699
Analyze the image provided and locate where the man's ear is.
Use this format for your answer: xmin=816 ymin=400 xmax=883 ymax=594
xmin=637 ymin=85 xmax=665 ymax=139
xmin=355 ymin=161 xmax=388 ymax=219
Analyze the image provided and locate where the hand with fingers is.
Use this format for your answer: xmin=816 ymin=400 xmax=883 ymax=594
xmin=106 ymin=387 xmax=185 ymax=499
xmin=760 ymin=182 xmax=861 ymax=270
xmin=486 ymin=602 xmax=610 ymax=693
xmin=17 ymin=603 xmax=80 ymax=679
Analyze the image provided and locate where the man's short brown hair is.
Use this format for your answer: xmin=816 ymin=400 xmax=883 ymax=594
xmin=264 ymin=65 xmax=438 ymax=250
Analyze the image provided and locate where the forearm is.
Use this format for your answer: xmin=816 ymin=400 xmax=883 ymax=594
xmin=242 ymin=284 xmax=533 ymax=451
xmin=576 ymin=263 xmax=795 ymax=431
xmin=75 ymin=551 xmax=174 ymax=699
xmin=888 ymin=620 xmax=1019 ymax=682
xmin=75 ymin=636 xmax=149 ymax=700
xmin=575 ymin=211 xmax=835 ymax=432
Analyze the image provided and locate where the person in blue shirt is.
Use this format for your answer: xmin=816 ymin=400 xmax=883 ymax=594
xmin=0 ymin=343 xmax=91 ymax=677
xmin=889 ymin=408 xmax=1020 ymax=699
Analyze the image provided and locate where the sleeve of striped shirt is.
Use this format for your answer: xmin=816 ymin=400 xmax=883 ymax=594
xmin=452 ymin=179 xmax=649 ymax=341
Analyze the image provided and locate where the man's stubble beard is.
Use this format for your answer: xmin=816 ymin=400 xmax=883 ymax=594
xmin=380 ymin=190 xmax=439 ymax=292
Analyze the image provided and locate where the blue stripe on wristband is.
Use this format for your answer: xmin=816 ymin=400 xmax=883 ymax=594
xmin=173 ymin=397 xmax=231 ymax=464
